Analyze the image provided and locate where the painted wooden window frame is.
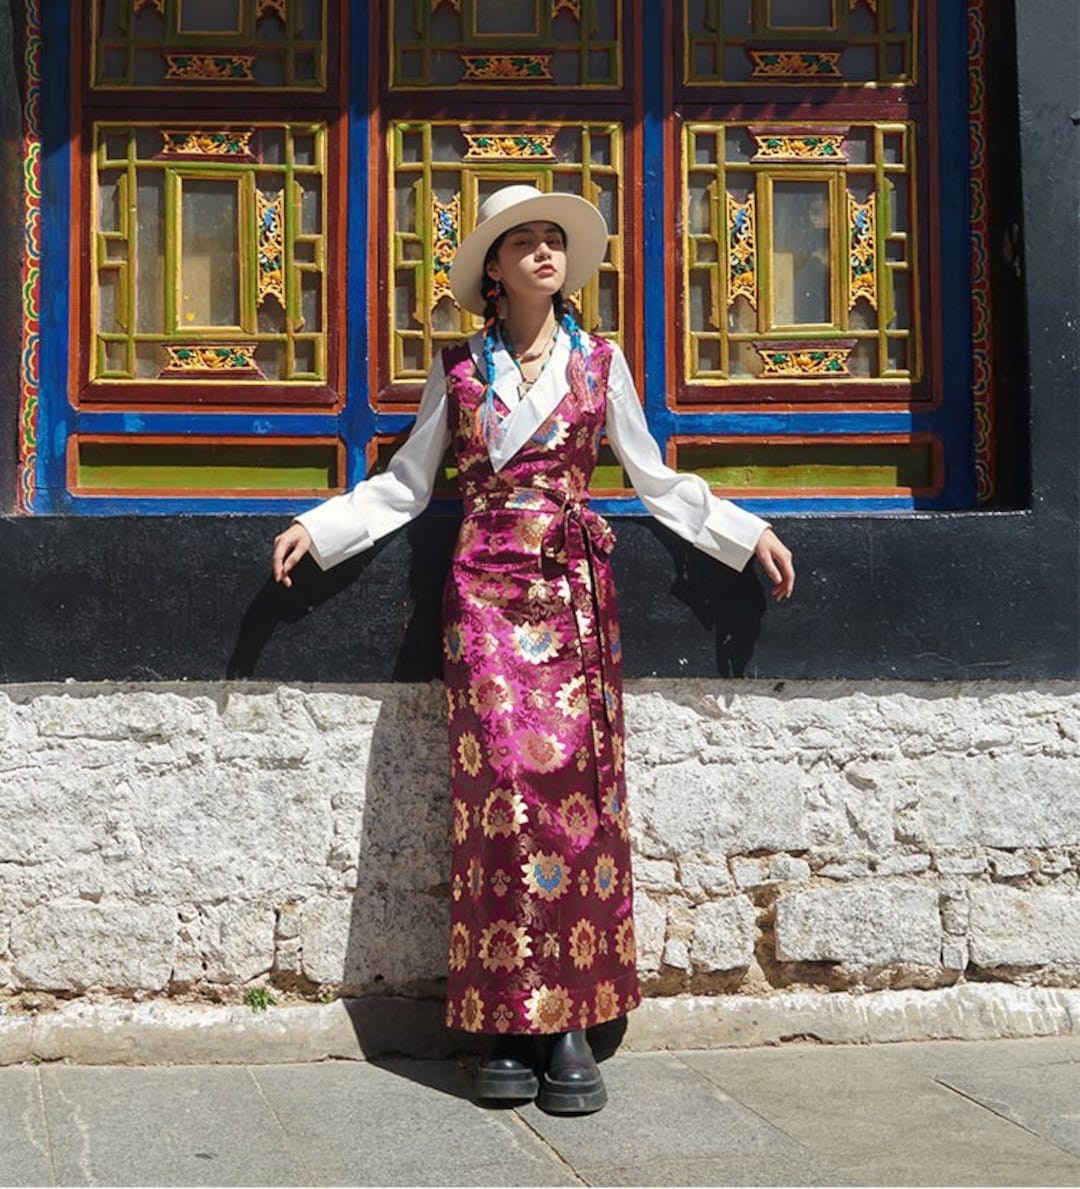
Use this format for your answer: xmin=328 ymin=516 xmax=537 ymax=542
xmin=17 ymin=0 xmax=1001 ymax=512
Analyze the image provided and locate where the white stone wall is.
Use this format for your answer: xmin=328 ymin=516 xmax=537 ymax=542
xmin=1 ymin=680 xmax=1078 ymax=1011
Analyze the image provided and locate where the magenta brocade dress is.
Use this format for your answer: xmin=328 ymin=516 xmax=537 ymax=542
xmin=440 ymin=336 xmax=642 ymax=1036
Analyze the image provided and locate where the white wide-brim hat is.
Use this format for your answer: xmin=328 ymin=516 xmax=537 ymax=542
xmin=448 ymin=184 xmax=609 ymax=316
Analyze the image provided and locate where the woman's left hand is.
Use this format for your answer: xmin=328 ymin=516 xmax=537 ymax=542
xmin=754 ymin=528 xmax=795 ymax=602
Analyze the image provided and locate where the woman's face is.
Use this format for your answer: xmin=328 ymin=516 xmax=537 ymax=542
xmin=485 ymin=221 xmax=567 ymax=305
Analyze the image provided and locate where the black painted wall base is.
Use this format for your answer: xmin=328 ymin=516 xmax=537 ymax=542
xmin=1 ymin=509 xmax=1075 ymax=683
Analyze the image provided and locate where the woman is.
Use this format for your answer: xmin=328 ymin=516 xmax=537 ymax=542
xmin=273 ymin=185 xmax=794 ymax=1114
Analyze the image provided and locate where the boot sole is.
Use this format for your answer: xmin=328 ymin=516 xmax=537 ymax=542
xmin=536 ymin=1077 xmax=608 ymax=1115
xmin=476 ymin=1069 xmax=540 ymax=1100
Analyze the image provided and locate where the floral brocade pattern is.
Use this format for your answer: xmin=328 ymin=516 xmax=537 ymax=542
xmin=441 ymin=337 xmax=640 ymax=1035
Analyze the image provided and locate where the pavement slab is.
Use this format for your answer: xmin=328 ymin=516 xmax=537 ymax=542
xmin=0 ymin=1067 xmax=53 ymax=1187
xmin=38 ymin=1065 xmax=311 ymax=1187
xmin=515 ymin=1051 xmax=848 ymax=1187
xmin=678 ymin=1040 xmax=1080 ymax=1187
xmin=252 ymin=1059 xmax=580 ymax=1187
xmin=936 ymin=1058 xmax=1080 ymax=1160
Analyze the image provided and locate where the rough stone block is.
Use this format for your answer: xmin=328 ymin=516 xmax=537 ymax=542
xmin=775 ymin=884 xmax=941 ymax=966
xmin=8 ymin=903 xmax=176 ymax=991
xmin=639 ymin=759 xmax=808 ymax=857
xmin=875 ymin=854 xmax=932 ymax=876
xmin=690 ymin=897 xmax=756 ymax=971
xmin=633 ymin=890 xmax=667 ymax=974
xmin=767 ymin=855 xmax=811 ymax=883
xmin=942 ymin=941 xmax=969 ymax=971
xmin=662 ymin=937 xmax=691 ymax=970
xmin=988 ymin=850 xmax=1034 ymax=878
xmin=935 ymin=851 xmax=988 ymax=875
xmin=677 ymin=857 xmax=732 ymax=896
xmin=896 ymin=756 xmax=1080 ymax=848
xmin=196 ymin=903 xmax=276 ymax=984
xmin=818 ymin=858 xmax=872 ymax=880
xmin=730 ymin=857 xmax=767 ymax=889
xmin=969 ymin=887 xmax=1080 ymax=967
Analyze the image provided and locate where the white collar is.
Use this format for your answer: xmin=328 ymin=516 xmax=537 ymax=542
xmin=467 ymin=328 xmax=594 ymax=472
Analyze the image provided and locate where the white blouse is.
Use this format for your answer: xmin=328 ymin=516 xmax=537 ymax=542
xmin=297 ymin=329 xmax=769 ymax=573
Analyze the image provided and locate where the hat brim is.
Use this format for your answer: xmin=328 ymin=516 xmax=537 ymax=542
xmin=448 ymin=191 xmax=609 ymax=316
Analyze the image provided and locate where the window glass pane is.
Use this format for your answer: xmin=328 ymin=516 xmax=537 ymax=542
xmin=178 ymin=0 xmax=242 ymax=33
xmin=475 ymin=0 xmax=538 ymax=35
xmin=136 ymin=172 xmax=165 ymax=333
xmin=771 ymin=181 xmax=831 ymax=325
xmin=768 ymin=0 xmax=835 ymax=28
xmin=181 ymin=179 xmax=240 ymax=327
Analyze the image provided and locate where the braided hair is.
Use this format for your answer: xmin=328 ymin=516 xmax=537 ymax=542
xmin=475 ymin=269 xmax=503 ymax=446
xmin=554 ymin=290 xmax=594 ymax=406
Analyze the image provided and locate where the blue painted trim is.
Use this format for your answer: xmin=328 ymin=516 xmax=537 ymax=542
xmin=930 ymin=0 xmax=976 ymax=508
xmin=659 ymin=411 xmax=930 ymax=436
xmin=55 ymin=490 xmax=920 ymax=518
xmin=342 ymin=0 xmax=373 ymax=488
xmin=35 ymin=0 xmax=74 ymax=514
xmin=640 ymin=0 xmax=668 ymax=448
xmin=76 ymin=412 xmax=342 ymax=435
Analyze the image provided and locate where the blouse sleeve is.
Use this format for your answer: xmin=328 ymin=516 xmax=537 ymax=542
xmin=295 ymin=352 xmax=451 ymax=571
xmin=604 ymin=344 xmax=769 ymax=572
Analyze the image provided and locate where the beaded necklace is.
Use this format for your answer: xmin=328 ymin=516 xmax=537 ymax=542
xmin=501 ymin=321 xmax=559 ymax=402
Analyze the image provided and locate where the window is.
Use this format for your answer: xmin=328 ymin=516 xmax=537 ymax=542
xmin=17 ymin=0 xmax=1011 ymax=511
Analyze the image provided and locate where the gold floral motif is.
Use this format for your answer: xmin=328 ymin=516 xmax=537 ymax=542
xmin=163 ymin=345 xmax=256 ymax=371
xmin=594 ymin=853 xmax=618 ymax=901
xmin=479 ymin=920 xmax=533 ymax=973
xmin=614 ymin=917 xmax=636 ymax=966
xmin=164 ymin=54 xmax=256 ymax=83
xmin=448 ymin=922 xmax=470 ymax=972
xmin=727 ymin=192 xmax=757 ymax=310
xmin=431 ymin=192 xmax=460 ymax=309
xmin=481 ymin=787 xmax=528 ymax=838
xmin=460 ymin=987 xmax=485 ymax=1031
xmin=754 ymin=342 xmax=854 ymax=377
xmin=460 ymin=54 xmax=554 ymax=82
xmin=256 ymin=0 xmax=288 ymax=18
xmin=463 ymin=132 xmax=557 ymax=161
xmin=161 ymin=130 xmax=255 ymax=158
xmin=848 ymin=192 xmax=877 ymax=309
xmin=467 ymin=855 xmax=485 ymax=899
xmin=469 ymin=673 xmax=513 ymax=716
xmin=552 ymin=0 xmax=581 ymax=18
xmin=749 ymin=51 xmax=843 ymax=78
xmin=256 ymin=190 xmax=285 ymax=307
xmin=432 ymin=0 xmax=461 ymax=10
xmin=568 ymin=919 xmax=598 ymax=970
xmin=517 ymin=729 xmax=567 ymax=773
xmin=451 ymin=798 xmax=470 ymax=844
xmin=524 ymin=984 xmax=573 ymax=1032
xmin=522 ymin=850 xmax=571 ymax=901
xmin=559 ymin=792 xmax=598 ymax=842
xmin=751 ymin=132 xmax=846 ymax=161
xmin=850 ymin=0 xmax=877 ymax=10
xmin=134 ymin=0 xmax=164 ymax=13
xmin=595 ymin=980 xmax=621 ymax=1021
xmin=456 ymin=731 xmax=484 ymax=777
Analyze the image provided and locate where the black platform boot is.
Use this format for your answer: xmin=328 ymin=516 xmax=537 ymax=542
xmin=475 ymin=1035 xmax=541 ymax=1101
xmin=536 ymin=1029 xmax=607 ymax=1114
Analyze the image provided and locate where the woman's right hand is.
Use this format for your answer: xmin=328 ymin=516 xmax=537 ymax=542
xmin=272 ymin=522 xmax=313 ymax=588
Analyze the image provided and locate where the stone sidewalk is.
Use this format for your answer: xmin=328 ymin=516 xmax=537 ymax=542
xmin=2 ymin=1036 xmax=1079 ymax=1187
